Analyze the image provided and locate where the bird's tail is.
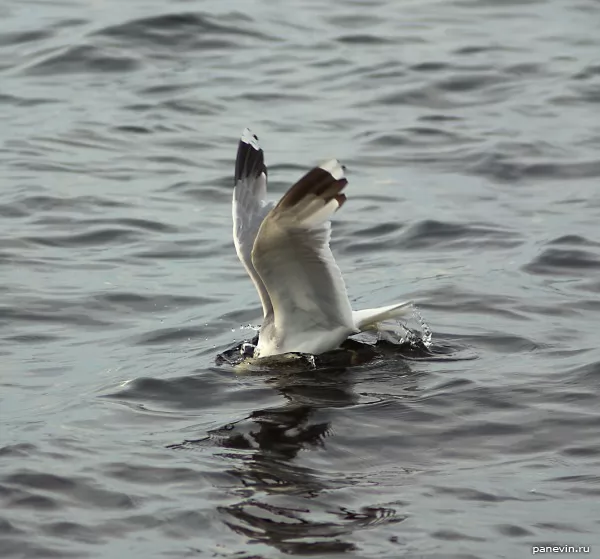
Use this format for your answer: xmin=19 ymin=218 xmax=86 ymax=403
xmin=352 ymin=301 xmax=413 ymax=331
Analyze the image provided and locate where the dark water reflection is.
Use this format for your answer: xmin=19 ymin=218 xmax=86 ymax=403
xmin=168 ymin=362 xmax=416 ymax=555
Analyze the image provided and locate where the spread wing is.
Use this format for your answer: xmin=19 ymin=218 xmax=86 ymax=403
xmin=251 ymin=160 xmax=355 ymax=337
xmin=232 ymin=129 xmax=274 ymax=318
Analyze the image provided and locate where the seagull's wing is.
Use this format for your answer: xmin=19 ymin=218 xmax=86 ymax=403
xmin=251 ymin=160 xmax=355 ymax=341
xmin=232 ymin=129 xmax=275 ymax=318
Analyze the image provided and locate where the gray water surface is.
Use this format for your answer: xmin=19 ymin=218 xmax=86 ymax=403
xmin=1 ymin=0 xmax=600 ymax=557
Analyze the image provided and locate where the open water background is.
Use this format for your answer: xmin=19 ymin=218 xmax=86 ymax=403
xmin=1 ymin=0 xmax=600 ymax=557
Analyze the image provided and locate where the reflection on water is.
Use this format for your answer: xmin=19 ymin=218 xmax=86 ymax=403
xmin=170 ymin=359 xmax=417 ymax=554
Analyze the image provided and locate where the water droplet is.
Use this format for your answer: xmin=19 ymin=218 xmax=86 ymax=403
xmin=412 ymin=304 xmax=432 ymax=347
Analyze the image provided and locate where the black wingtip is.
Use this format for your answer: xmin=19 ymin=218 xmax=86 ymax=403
xmin=234 ymin=128 xmax=267 ymax=184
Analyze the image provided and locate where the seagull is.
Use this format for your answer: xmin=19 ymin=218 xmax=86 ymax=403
xmin=232 ymin=128 xmax=412 ymax=359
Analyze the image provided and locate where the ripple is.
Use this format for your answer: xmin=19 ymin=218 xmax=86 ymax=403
xmin=0 ymin=540 xmax=78 ymax=559
xmin=336 ymin=34 xmax=393 ymax=45
xmin=495 ymin=524 xmax=533 ymax=537
xmin=8 ymin=195 xmax=129 ymax=215
xmin=470 ymin=153 xmax=600 ymax=182
xmin=549 ymin=234 xmax=600 ymax=247
xmin=431 ymin=529 xmax=486 ymax=541
xmin=25 ymin=228 xmax=140 ymax=248
xmin=104 ymin=371 xmax=270 ymax=412
xmin=219 ymin=498 xmax=406 ymax=555
xmin=25 ymin=45 xmax=140 ymax=75
xmin=524 ymin=247 xmax=600 ymax=276
xmin=399 ymin=219 xmax=522 ymax=250
xmin=429 ymin=485 xmax=524 ymax=503
xmin=131 ymin=325 xmax=211 ymax=345
xmin=436 ymin=72 xmax=505 ymax=92
xmin=40 ymin=521 xmax=102 ymax=544
xmin=95 ymin=292 xmax=214 ymax=313
xmin=96 ymin=11 xmax=275 ymax=51
xmin=566 ymin=361 xmax=600 ymax=382
xmin=0 ymin=517 xmax=24 ymax=535
xmin=344 ymin=219 xmax=521 ymax=254
xmin=0 ymin=93 xmax=57 ymax=107
xmin=0 ymin=305 xmax=113 ymax=328
xmin=0 ymin=29 xmax=54 ymax=46
xmin=3 ymin=471 xmax=136 ymax=509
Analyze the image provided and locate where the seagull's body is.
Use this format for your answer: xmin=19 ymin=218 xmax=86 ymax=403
xmin=232 ymin=129 xmax=412 ymax=359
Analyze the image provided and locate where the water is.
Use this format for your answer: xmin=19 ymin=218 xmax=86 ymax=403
xmin=1 ymin=0 xmax=599 ymax=557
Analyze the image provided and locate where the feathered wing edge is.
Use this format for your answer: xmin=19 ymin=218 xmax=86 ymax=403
xmin=232 ymin=129 xmax=274 ymax=318
xmin=251 ymin=159 xmax=357 ymax=356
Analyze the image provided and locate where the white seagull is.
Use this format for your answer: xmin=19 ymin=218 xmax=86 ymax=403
xmin=232 ymin=128 xmax=412 ymax=358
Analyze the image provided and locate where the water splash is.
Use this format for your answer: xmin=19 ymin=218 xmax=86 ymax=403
xmin=375 ymin=302 xmax=432 ymax=348
xmin=230 ymin=324 xmax=260 ymax=333
xmin=412 ymin=304 xmax=432 ymax=348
